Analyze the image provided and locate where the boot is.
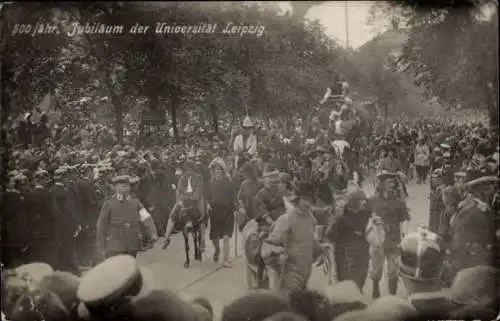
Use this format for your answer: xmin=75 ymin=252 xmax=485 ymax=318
xmin=222 ymin=236 xmax=231 ymax=268
xmin=388 ymin=277 xmax=398 ymax=295
xmin=372 ymin=279 xmax=381 ymax=299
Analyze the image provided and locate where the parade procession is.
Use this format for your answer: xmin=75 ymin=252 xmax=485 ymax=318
xmin=1 ymin=2 xmax=499 ymax=321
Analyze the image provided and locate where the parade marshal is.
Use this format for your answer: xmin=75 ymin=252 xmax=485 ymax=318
xmin=96 ymin=175 xmax=158 ymax=259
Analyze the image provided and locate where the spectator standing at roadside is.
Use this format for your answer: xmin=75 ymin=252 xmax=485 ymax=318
xmin=414 ymin=135 xmax=430 ymax=184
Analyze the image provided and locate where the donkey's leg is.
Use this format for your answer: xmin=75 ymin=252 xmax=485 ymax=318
xmin=182 ymin=229 xmax=191 ymax=268
xmin=194 ymin=228 xmax=202 ymax=261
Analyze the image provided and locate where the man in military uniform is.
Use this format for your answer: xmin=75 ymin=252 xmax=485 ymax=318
xmin=448 ymin=176 xmax=499 ymax=279
xmin=176 ymin=157 xmax=207 ymax=252
xmin=428 ymin=168 xmax=446 ymax=233
xmin=368 ymin=171 xmax=410 ymax=299
xmin=397 ymin=229 xmax=452 ymax=319
xmin=437 ymin=171 xmax=467 ymax=241
xmin=96 ymin=175 xmax=158 ymax=259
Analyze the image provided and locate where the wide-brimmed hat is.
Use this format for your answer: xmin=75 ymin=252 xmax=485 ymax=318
xmin=376 ymin=170 xmax=399 ymax=180
xmin=209 ymin=157 xmax=227 ymax=172
xmin=111 ymin=174 xmax=131 ymax=184
xmin=242 ymin=116 xmax=254 ymax=128
xmin=77 ymin=255 xmax=155 ymax=320
xmin=464 ymin=175 xmax=498 ymax=189
xmin=262 ymin=163 xmax=279 ymax=178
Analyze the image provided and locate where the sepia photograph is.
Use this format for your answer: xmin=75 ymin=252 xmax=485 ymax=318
xmin=0 ymin=1 xmax=499 ymax=321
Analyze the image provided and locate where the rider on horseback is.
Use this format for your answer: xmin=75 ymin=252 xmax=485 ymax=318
xmin=253 ymin=163 xmax=286 ymax=231
xmin=163 ymin=157 xmax=206 ymax=253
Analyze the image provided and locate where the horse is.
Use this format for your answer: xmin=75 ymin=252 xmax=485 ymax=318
xmin=162 ymin=200 xmax=204 ymax=268
xmin=242 ymin=219 xmax=270 ymax=290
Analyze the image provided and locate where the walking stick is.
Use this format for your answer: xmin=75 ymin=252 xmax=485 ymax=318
xmin=234 ymin=219 xmax=238 ymax=257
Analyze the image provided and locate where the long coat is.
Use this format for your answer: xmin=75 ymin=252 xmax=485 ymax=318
xmin=449 ymin=194 xmax=497 ymax=276
xmin=51 ymin=184 xmax=81 ymax=242
xmin=261 ymin=199 xmax=316 ymax=297
xmin=429 ymin=185 xmax=446 ymax=233
xmin=330 ymin=206 xmax=371 ymax=290
xmin=96 ymin=197 xmax=145 ymax=254
xmin=1 ymin=191 xmax=30 ymax=267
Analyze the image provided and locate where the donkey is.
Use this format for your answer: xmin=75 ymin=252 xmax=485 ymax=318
xmin=162 ymin=201 xmax=204 ymax=268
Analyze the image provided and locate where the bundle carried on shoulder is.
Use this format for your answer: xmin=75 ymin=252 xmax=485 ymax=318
xmin=365 ymin=215 xmax=385 ymax=248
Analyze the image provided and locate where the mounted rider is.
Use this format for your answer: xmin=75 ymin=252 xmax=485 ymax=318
xmin=243 ymin=164 xmax=287 ymax=290
xmin=253 ymin=163 xmax=286 ymax=232
xmin=175 ymin=154 xmax=206 ymax=253
xmin=233 ymin=116 xmax=257 ymax=170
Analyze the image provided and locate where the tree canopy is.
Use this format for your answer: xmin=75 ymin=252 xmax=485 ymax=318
xmin=367 ymin=0 xmax=499 ymax=126
xmin=2 ymin=2 xmax=373 ymax=142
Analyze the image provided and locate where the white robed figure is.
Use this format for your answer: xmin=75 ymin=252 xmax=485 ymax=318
xmin=233 ymin=116 xmax=257 ymax=170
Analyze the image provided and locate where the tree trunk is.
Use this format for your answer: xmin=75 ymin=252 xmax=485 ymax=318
xmin=149 ymin=89 xmax=159 ymax=110
xmin=488 ymin=97 xmax=499 ymax=129
xmin=114 ymin=105 xmax=123 ymax=145
xmin=211 ymin=103 xmax=219 ymax=134
xmin=171 ymin=91 xmax=179 ymax=143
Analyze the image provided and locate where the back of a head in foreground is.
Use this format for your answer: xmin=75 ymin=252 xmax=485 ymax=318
xmin=364 ymin=295 xmax=418 ymax=321
xmin=191 ymin=296 xmax=213 ymax=318
xmin=288 ymin=289 xmax=333 ymax=321
xmin=131 ymin=289 xmax=199 ymax=321
xmin=221 ymin=291 xmax=290 ymax=321
xmin=447 ymin=303 xmax=498 ymax=321
xmin=263 ymin=311 xmax=310 ymax=321
xmin=450 ymin=265 xmax=498 ymax=308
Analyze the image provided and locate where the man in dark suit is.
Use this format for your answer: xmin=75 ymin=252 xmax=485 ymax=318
xmin=51 ymin=167 xmax=82 ymax=274
xmin=397 ymin=229 xmax=453 ymax=319
xmin=25 ymin=169 xmax=59 ymax=267
xmin=96 ymin=175 xmax=158 ymax=259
